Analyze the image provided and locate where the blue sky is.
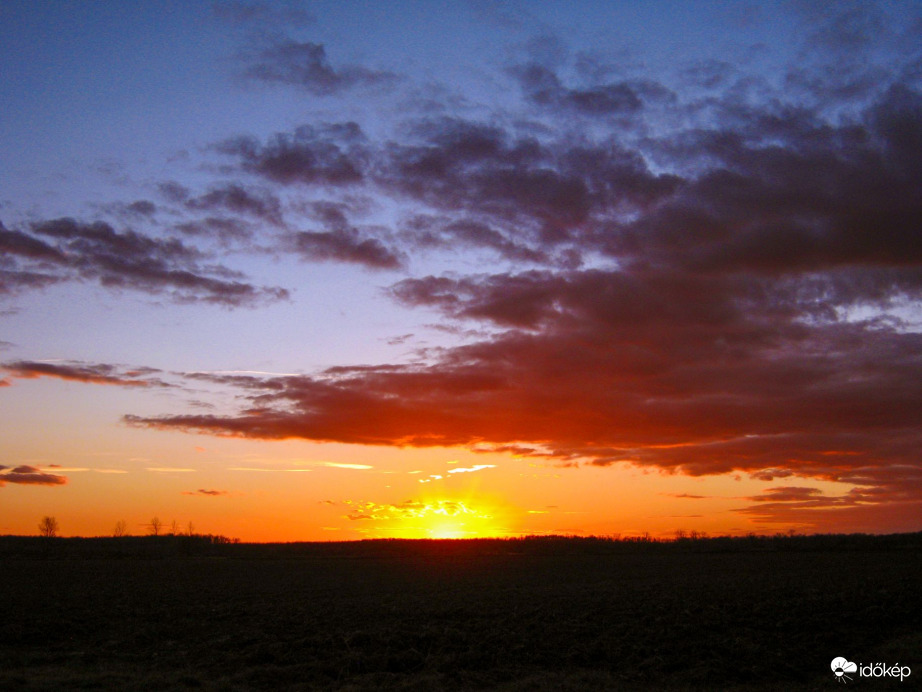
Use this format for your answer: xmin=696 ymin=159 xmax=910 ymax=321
xmin=2 ymin=1 xmax=921 ymax=540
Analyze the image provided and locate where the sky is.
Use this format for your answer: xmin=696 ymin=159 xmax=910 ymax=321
xmin=2 ymin=0 xmax=922 ymax=541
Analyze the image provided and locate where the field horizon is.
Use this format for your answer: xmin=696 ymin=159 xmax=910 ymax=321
xmin=2 ymin=531 xmax=919 ymax=690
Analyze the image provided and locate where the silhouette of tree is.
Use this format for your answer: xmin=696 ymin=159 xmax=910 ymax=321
xmin=113 ymin=520 xmax=129 ymax=537
xmin=38 ymin=516 xmax=59 ymax=538
xmin=169 ymin=519 xmax=180 ymax=536
xmin=149 ymin=516 xmax=163 ymax=536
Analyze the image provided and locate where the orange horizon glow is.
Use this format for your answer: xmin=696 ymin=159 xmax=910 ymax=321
xmin=5 ymin=433 xmax=908 ymax=543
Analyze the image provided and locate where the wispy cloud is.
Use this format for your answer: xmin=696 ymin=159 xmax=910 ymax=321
xmin=239 ymin=39 xmax=397 ymax=95
xmin=316 ymin=462 xmax=374 ymax=470
xmin=447 ymin=464 xmax=496 ymax=474
xmin=341 ymin=499 xmax=480 ymax=522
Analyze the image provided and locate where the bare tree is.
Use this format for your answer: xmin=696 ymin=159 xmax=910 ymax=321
xmin=169 ymin=519 xmax=180 ymax=536
xmin=113 ymin=520 xmax=129 ymax=537
xmin=149 ymin=516 xmax=163 ymax=536
xmin=38 ymin=516 xmax=59 ymax=538
xmin=186 ymin=521 xmax=195 ymax=537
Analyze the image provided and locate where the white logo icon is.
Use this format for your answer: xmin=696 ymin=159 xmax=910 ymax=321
xmin=832 ymin=657 xmax=858 ymax=683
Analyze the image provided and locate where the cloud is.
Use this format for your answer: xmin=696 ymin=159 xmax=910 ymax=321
xmin=510 ymin=62 xmax=645 ymax=116
xmin=749 ymin=468 xmax=795 ymax=482
xmin=340 ymin=499 xmax=479 ymax=522
xmin=746 ymin=487 xmax=825 ymax=503
xmin=398 ymin=215 xmax=549 ymax=263
xmin=447 ymin=464 xmax=496 ymax=474
xmin=126 ymin=200 xmax=157 ymax=217
xmin=175 ymin=216 xmax=255 ymax=244
xmin=0 ymin=222 xmax=66 ymax=261
xmin=2 ymin=360 xmax=168 ymax=388
xmin=0 ymin=465 xmax=67 ymax=487
xmin=184 ymin=184 xmax=283 ymax=226
xmin=287 ymin=229 xmax=402 ymax=269
xmin=240 ymin=40 xmax=397 ymax=95
xmin=216 ymin=123 xmax=366 ymax=186
xmin=157 ymin=181 xmax=191 ymax=203
xmin=1 ymin=217 xmax=289 ymax=306
xmin=316 ymin=462 xmax=373 ymax=470
xmin=182 ymin=488 xmax=229 ymax=496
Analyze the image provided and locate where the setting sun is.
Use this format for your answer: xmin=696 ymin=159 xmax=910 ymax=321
xmin=342 ymin=495 xmax=510 ymax=539
xmin=418 ymin=500 xmax=502 ymax=539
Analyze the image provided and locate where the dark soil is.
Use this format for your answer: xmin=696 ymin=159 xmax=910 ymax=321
xmin=1 ymin=534 xmax=919 ymax=690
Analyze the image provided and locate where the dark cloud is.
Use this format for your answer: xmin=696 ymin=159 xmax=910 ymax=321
xmin=749 ymin=468 xmax=795 ymax=482
xmin=398 ymin=215 xmax=549 ymax=263
xmin=284 ymin=200 xmax=403 ymax=269
xmin=0 ymin=217 xmax=288 ymax=306
xmin=0 ymin=267 xmax=62 ymax=293
xmin=215 ymin=116 xmax=678 ymax=263
xmin=2 ymin=360 xmax=169 ymax=388
xmin=747 ymin=487 xmax=824 ymax=503
xmin=185 ymin=184 xmax=283 ymax=226
xmin=217 ymin=123 xmax=365 ymax=185
xmin=240 ymin=40 xmax=397 ymax=95
xmin=287 ymin=228 xmax=402 ymax=269
xmin=733 ymin=466 xmax=922 ymax=531
xmin=0 ymin=222 xmax=66 ymax=262
xmin=158 ymin=181 xmax=191 ymax=203
xmin=382 ymin=118 xmax=595 ymax=229
xmin=126 ymin=200 xmax=157 ymax=217
xmin=510 ymin=62 xmax=644 ymax=116
xmin=0 ymin=222 xmax=69 ymax=294
xmin=182 ymin=488 xmax=229 ymax=496
xmin=0 ymin=465 xmax=67 ymax=487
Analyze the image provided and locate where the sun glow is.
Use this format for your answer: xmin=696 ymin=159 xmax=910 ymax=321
xmin=349 ymin=496 xmax=509 ymax=539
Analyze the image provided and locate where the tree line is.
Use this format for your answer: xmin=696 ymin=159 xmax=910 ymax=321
xmin=37 ymin=515 xmax=221 ymax=539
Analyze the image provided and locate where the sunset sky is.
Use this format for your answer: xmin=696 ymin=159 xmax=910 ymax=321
xmin=2 ymin=0 xmax=921 ymax=541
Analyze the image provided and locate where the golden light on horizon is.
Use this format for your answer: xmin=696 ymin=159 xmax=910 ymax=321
xmin=347 ymin=495 xmax=512 ymax=539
